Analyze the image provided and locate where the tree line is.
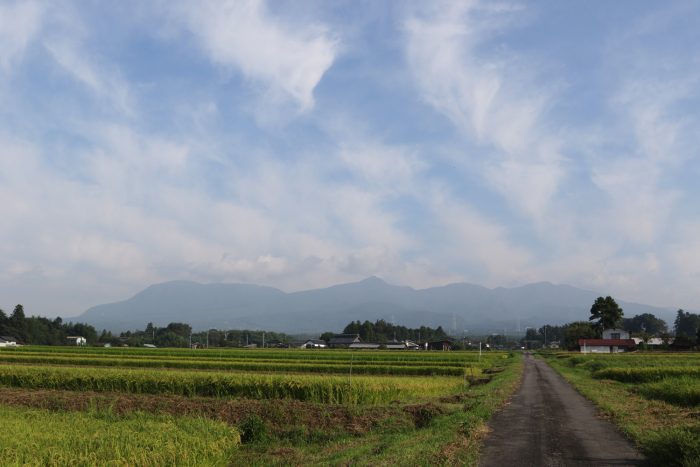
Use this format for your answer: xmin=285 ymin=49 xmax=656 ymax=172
xmin=336 ymin=319 xmax=448 ymax=343
xmin=0 ymin=305 xmax=98 ymax=345
xmin=106 ymin=323 xmax=293 ymax=348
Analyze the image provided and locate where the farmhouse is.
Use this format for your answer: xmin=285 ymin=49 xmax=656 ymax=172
xmin=349 ymin=342 xmax=381 ymax=350
xmin=66 ymin=336 xmax=87 ymax=346
xmin=385 ymin=340 xmax=420 ymax=350
xmin=328 ymin=334 xmax=361 ymax=348
xmin=303 ymin=339 xmax=327 ymax=349
xmin=0 ymin=336 xmax=17 ymax=347
xmin=631 ymin=337 xmax=673 ymax=348
xmin=579 ymin=329 xmax=636 ymax=353
xmin=426 ymin=340 xmax=452 ymax=351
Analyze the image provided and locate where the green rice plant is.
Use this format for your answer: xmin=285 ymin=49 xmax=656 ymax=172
xmin=0 ymin=405 xmax=240 ymax=466
xmin=3 ymin=346 xmax=506 ymax=366
xmin=0 ymin=353 xmax=467 ymax=376
xmin=593 ymin=366 xmax=700 ymax=383
xmin=636 ymin=377 xmax=700 ymax=407
xmin=0 ymin=364 xmax=460 ymax=404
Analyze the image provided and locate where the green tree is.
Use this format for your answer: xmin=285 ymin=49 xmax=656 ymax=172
xmin=563 ymin=321 xmax=597 ymax=350
xmin=589 ymin=296 xmax=624 ymax=332
xmin=622 ymin=313 xmax=667 ymax=335
xmin=674 ymin=309 xmax=700 ymax=343
xmin=10 ymin=304 xmax=25 ymax=324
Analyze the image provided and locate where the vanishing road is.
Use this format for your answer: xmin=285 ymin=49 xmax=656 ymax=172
xmin=479 ymin=353 xmax=645 ymax=467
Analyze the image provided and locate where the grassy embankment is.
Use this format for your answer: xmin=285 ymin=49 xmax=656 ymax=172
xmin=0 ymin=348 xmax=523 ymax=466
xmin=543 ymin=352 xmax=700 ymax=467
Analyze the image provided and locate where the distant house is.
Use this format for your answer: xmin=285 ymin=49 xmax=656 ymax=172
xmin=427 ymin=340 xmax=452 ymax=351
xmin=349 ymin=342 xmax=381 ymax=350
xmin=602 ymin=329 xmax=630 ymax=340
xmin=303 ymin=339 xmax=327 ymax=349
xmin=579 ymin=328 xmax=636 ymax=353
xmin=0 ymin=336 xmax=17 ymax=347
xmin=631 ymin=337 xmax=673 ymax=347
xmin=143 ymin=344 xmax=157 ymax=348
xmin=385 ymin=340 xmax=420 ymax=350
xmin=548 ymin=341 xmax=560 ymax=349
xmin=66 ymin=336 xmax=87 ymax=346
xmin=328 ymin=334 xmax=361 ymax=348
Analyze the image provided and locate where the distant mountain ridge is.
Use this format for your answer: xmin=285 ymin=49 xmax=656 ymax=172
xmin=78 ymin=277 xmax=678 ymax=334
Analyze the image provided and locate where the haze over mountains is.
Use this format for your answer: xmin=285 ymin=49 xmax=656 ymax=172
xmin=78 ymin=277 xmax=678 ymax=335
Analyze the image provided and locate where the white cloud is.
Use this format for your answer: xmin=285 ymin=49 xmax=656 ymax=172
xmin=170 ymin=0 xmax=337 ymax=112
xmin=426 ymin=186 xmax=533 ymax=283
xmin=44 ymin=39 xmax=133 ymax=115
xmin=404 ymin=1 xmax=566 ymax=222
xmin=0 ymin=0 xmax=42 ymax=72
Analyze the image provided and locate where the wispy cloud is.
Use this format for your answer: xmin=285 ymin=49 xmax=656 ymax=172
xmin=403 ymin=0 xmax=566 ymax=222
xmin=0 ymin=0 xmax=43 ymax=72
xmin=168 ymin=0 xmax=338 ymax=113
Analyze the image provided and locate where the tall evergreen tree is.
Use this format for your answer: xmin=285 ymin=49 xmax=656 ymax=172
xmin=589 ymin=296 xmax=624 ymax=332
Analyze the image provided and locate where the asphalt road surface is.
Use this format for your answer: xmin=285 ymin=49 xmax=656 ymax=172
xmin=479 ymin=353 xmax=645 ymax=467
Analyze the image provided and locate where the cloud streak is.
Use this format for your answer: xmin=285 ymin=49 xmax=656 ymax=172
xmin=169 ymin=0 xmax=338 ymax=112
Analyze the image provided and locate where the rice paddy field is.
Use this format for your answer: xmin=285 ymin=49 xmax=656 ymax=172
xmin=544 ymin=352 xmax=700 ymax=467
xmin=0 ymin=346 xmax=522 ymax=466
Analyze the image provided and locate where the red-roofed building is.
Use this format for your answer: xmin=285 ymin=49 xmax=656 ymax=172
xmin=579 ymin=328 xmax=636 ymax=353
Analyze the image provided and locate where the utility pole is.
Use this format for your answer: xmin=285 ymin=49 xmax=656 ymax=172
xmin=262 ymin=332 xmax=265 ymax=348
xmin=206 ymin=330 xmax=209 ymax=348
xmin=544 ymin=326 xmax=547 ymax=348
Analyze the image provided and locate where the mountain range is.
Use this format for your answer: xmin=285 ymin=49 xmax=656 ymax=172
xmin=77 ymin=277 xmax=679 ymax=335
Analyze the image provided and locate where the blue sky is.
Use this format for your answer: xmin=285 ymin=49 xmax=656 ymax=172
xmin=1 ymin=0 xmax=700 ymax=317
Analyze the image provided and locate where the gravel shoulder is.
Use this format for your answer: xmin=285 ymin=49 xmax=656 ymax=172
xmin=479 ymin=353 xmax=646 ymax=467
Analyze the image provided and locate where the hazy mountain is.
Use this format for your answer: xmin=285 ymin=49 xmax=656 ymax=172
xmin=78 ymin=277 xmax=678 ymax=334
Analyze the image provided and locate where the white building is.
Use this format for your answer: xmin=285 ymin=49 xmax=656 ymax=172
xmin=66 ymin=336 xmax=87 ymax=346
xmin=302 ymin=339 xmax=327 ymax=348
xmin=602 ymin=329 xmax=630 ymax=340
xmin=0 ymin=336 xmax=17 ymax=347
xmin=579 ymin=328 xmax=636 ymax=353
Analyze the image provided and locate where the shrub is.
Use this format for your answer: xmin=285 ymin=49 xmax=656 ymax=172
xmin=239 ymin=415 xmax=269 ymax=444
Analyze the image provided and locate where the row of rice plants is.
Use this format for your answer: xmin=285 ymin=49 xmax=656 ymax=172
xmin=565 ymin=354 xmax=700 ymax=371
xmin=635 ymin=377 xmax=700 ymax=407
xmin=5 ymin=345 xmax=505 ymax=364
xmin=0 ymin=364 xmax=460 ymax=404
xmin=2 ymin=349 xmax=488 ymax=368
xmin=0 ymin=405 xmax=240 ymax=466
xmin=592 ymin=366 xmax=700 ymax=383
xmin=0 ymin=353 xmax=469 ymax=376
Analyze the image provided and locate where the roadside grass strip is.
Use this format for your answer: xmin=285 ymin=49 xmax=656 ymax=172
xmin=0 ymin=364 xmax=460 ymax=404
xmin=0 ymin=404 xmax=240 ymax=466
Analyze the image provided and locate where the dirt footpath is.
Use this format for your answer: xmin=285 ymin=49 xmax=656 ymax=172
xmin=479 ymin=353 xmax=645 ymax=467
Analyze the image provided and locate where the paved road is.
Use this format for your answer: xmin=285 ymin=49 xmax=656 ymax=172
xmin=479 ymin=353 xmax=645 ymax=467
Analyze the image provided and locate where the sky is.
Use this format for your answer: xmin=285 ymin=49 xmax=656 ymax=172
xmin=1 ymin=0 xmax=700 ymax=318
